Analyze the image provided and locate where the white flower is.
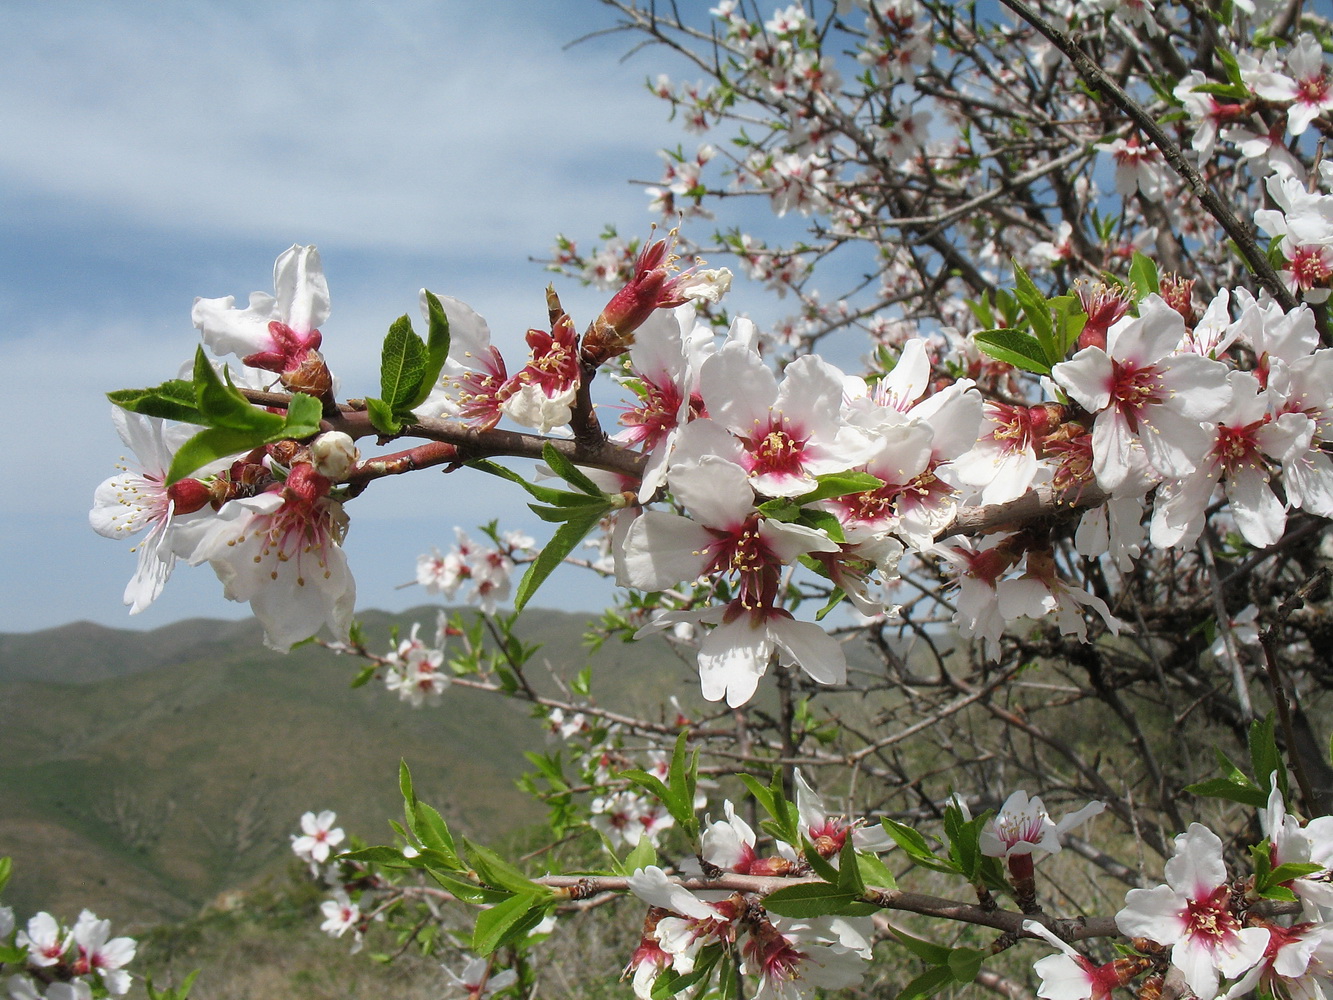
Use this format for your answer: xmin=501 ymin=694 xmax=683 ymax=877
xmin=192 ymin=244 xmax=329 ymax=374
xmin=291 ymin=810 xmax=345 ymax=865
xmin=319 ymin=890 xmax=360 ymax=937
xmin=70 ymin=910 xmax=136 ymax=996
xmin=1116 ymin=824 xmax=1267 ymax=1000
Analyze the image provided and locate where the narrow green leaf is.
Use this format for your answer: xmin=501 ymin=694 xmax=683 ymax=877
xmin=542 ymin=442 xmax=607 ymax=497
xmin=166 ymin=427 xmax=264 ymax=485
xmin=948 ymin=947 xmax=986 ymax=983
xmin=856 ymin=851 xmax=898 ymax=890
xmin=528 ymin=498 xmax=612 ymax=523
xmin=804 ymin=837 xmax=840 ymax=884
xmin=0 ymin=856 xmax=10 ymax=895
xmin=380 ymin=314 xmax=427 ymax=409
xmin=972 ymin=328 xmax=1052 ymax=375
xmin=513 ymin=507 xmax=606 ymax=613
xmin=1249 ymin=714 xmax=1284 ymax=801
xmin=340 ymin=845 xmax=416 ymax=868
xmin=1011 ymin=262 xmax=1054 ymax=355
xmin=464 ymin=839 xmax=546 ymax=895
xmin=471 ymin=459 xmax=603 ymax=507
xmin=415 ymin=802 xmax=459 ymax=868
xmin=621 ymin=835 xmax=659 ymax=876
xmin=763 ymin=882 xmax=862 ymax=918
xmin=881 ymin=819 xmax=957 ymax=874
xmin=350 ymin=664 xmax=376 ymax=688
xmin=792 ymin=471 xmax=885 ymax=505
xmin=108 ymin=380 xmax=202 ymax=423
xmin=1182 ymin=776 xmax=1268 ymax=809
xmin=193 ymin=347 xmax=284 ymax=433
xmin=836 ymin=837 xmax=865 ymax=895
xmin=893 ymin=928 xmax=952 ymax=966
xmin=472 ymin=892 xmax=546 ymax=956
xmin=406 ymin=290 xmax=452 ymax=410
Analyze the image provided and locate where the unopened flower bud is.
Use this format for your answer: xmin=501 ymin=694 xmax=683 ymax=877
xmin=166 ymin=478 xmax=212 ymax=515
xmin=285 ymin=462 xmax=333 ymax=504
xmin=280 ymin=348 xmax=333 ymax=399
xmin=310 ymin=432 xmax=359 ymax=482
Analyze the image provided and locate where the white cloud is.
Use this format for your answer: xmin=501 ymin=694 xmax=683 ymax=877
xmin=0 ymin=1 xmax=675 ymax=254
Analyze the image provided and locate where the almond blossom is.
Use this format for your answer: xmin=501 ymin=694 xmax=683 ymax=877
xmin=442 ymin=956 xmax=518 ymax=1000
xmin=1150 ymin=371 xmax=1312 ymax=550
xmin=695 ymin=343 xmax=873 ymax=498
xmin=192 ymin=244 xmax=328 ymax=374
xmin=1116 ymin=823 xmax=1268 ymax=1000
xmin=291 ymin=810 xmax=346 ymax=866
xmin=1247 ymin=34 xmax=1333 ymax=137
xmin=1052 ymin=294 xmax=1232 ymax=490
xmin=69 ymin=911 xmax=135 ymax=996
xmin=180 ymin=464 xmax=355 ymax=651
xmin=89 ymin=409 xmax=213 ymax=614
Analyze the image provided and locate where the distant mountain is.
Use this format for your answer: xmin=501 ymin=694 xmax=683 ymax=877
xmin=0 ymin=606 xmax=706 ymax=929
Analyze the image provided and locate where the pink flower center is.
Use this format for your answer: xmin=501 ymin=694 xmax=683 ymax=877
xmin=1297 ymin=72 xmax=1330 ymax=108
xmin=1287 ymin=245 xmax=1333 ymax=291
xmin=1109 ymin=360 xmax=1166 ymax=429
xmin=1184 ymin=886 xmax=1241 ymax=948
xmin=747 ymin=423 xmax=808 ymax=478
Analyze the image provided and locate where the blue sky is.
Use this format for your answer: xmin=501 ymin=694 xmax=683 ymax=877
xmin=1 ymin=1 xmax=736 ymax=633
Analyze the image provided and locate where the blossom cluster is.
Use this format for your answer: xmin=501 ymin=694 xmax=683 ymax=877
xmin=5 ymin=909 xmax=136 ymax=1000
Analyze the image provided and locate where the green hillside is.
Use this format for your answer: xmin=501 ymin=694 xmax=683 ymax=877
xmin=0 ymin=606 xmax=711 ymax=929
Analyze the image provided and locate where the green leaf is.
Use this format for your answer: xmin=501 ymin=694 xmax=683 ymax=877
xmin=836 ymin=836 xmax=865 ymax=895
xmin=804 ymin=836 xmax=840 ymax=884
xmin=365 ymin=396 xmax=404 ymax=435
xmin=283 ymin=392 xmax=324 ymax=439
xmin=339 ymin=845 xmax=417 ymax=868
xmin=948 ymin=947 xmax=986 ymax=984
xmin=108 ymin=380 xmax=202 ymax=423
xmin=471 ymin=459 xmax=606 ymax=507
xmin=881 ymin=819 xmax=958 ymax=875
xmin=472 ymin=892 xmax=548 ymax=956
xmin=513 ymin=507 xmax=606 ymax=613
xmin=791 ymin=471 xmax=885 ymax=505
xmin=414 ymin=802 xmax=459 ymax=868
xmin=379 ymin=314 xmax=428 ymax=409
xmin=619 ymin=834 xmax=659 ymax=876
xmin=166 ymin=427 xmax=265 ymax=485
xmin=0 ymin=856 xmax=10 ymax=895
xmin=1128 ymin=252 xmax=1160 ymax=301
xmin=893 ymin=928 xmax=952 ymax=966
xmin=409 ymin=290 xmax=452 ymax=410
xmin=464 ymin=839 xmax=546 ymax=896
xmin=972 ymin=328 xmax=1053 ymax=375
xmin=1012 ymin=261 xmax=1055 ymax=357
xmin=763 ymin=881 xmax=863 ymax=918
xmin=542 ymin=442 xmax=607 ymax=498
xmin=1185 ymin=749 xmax=1267 ymax=808
xmin=350 ymin=664 xmax=376 ymax=688
xmin=897 ymin=963 xmax=954 ymax=1000
xmin=856 ymin=851 xmax=898 ymax=890
xmin=1249 ymin=713 xmax=1285 ymax=801
xmin=193 ymin=347 xmax=283 ymax=433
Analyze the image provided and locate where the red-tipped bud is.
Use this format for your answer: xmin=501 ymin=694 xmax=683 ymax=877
xmin=285 ymin=462 xmax=333 ymax=504
xmin=166 ymin=478 xmax=213 ymax=516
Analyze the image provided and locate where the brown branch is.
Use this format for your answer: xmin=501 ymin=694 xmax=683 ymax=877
xmin=998 ymin=0 xmax=1299 ymax=312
